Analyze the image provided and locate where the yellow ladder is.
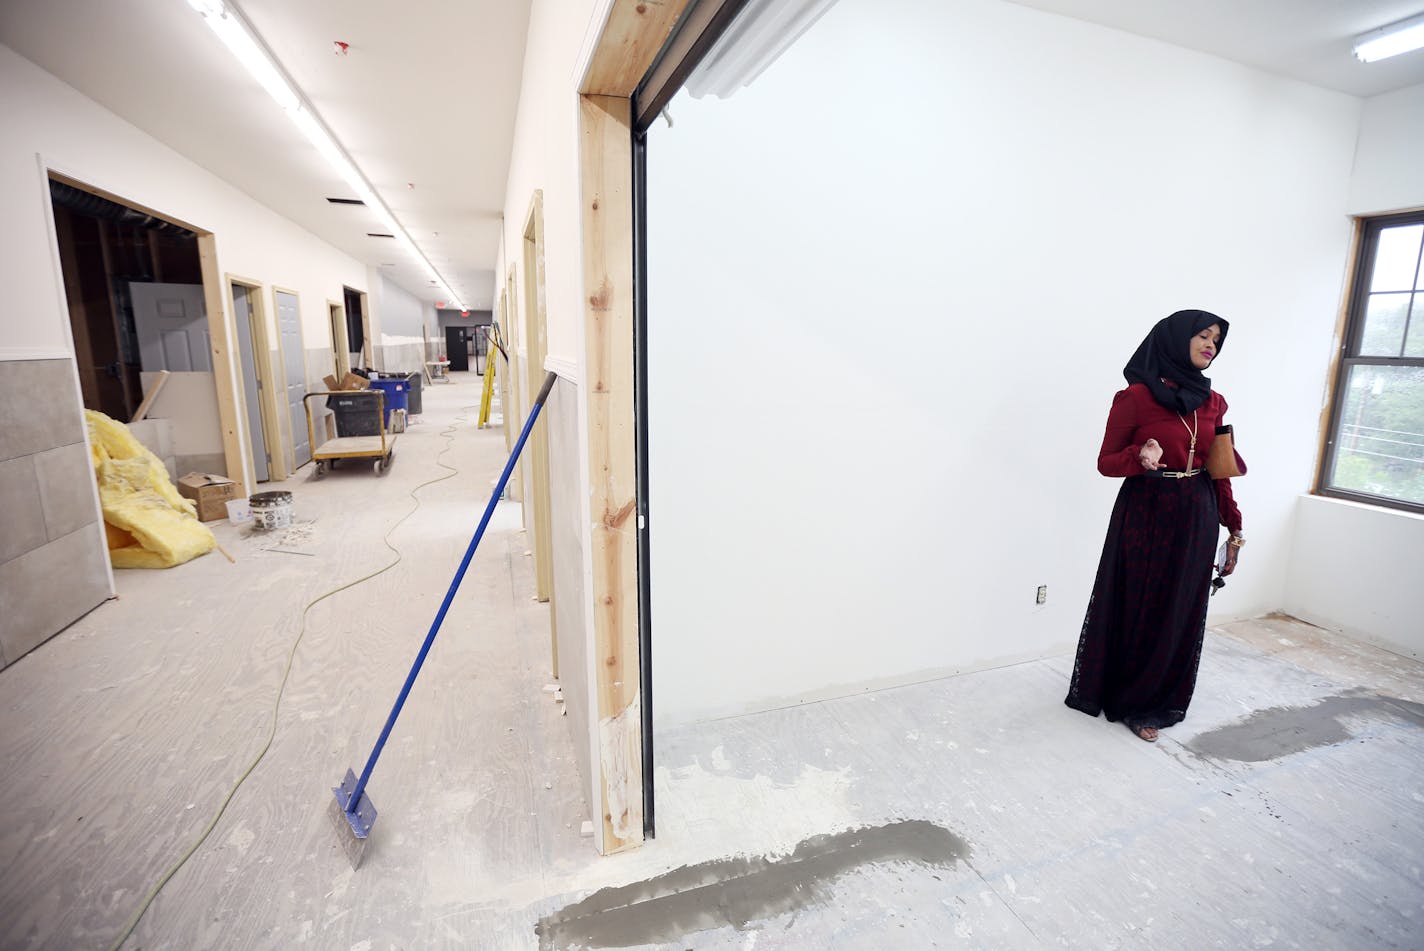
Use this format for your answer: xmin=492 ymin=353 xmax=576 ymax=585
xmin=477 ymin=343 xmax=496 ymax=429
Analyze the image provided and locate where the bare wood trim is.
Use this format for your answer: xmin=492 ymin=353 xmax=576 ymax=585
xmin=506 ymin=267 xmax=525 ymax=503
xmin=524 ymin=190 xmax=558 ymax=671
xmin=359 ymin=291 xmax=373 ymax=368
xmin=1312 ymin=218 xmax=1364 ymax=494
xmin=581 ymin=0 xmax=691 ymax=96
xmin=227 ymin=274 xmax=287 ymax=482
xmin=579 ymin=93 xmax=643 ymax=853
xmin=329 ymin=300 xmax=350 ymax=378
xmin=130 ymin=370 xmax=170 ymax=422
xmin=197 ymin=234 xmax=248 ymax=495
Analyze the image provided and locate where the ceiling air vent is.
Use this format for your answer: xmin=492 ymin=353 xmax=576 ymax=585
xmin=366 ymin=233 xmax=395 ymax=238
xmin=326 ymin=197 xmax=366 ymax=205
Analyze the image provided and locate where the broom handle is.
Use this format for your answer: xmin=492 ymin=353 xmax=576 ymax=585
xmin=346 ymin=371 xmax=559 ymax=814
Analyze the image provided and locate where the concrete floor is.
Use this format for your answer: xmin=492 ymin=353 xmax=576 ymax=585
xmin=1 ymin=375 xmax=1421 ymax=949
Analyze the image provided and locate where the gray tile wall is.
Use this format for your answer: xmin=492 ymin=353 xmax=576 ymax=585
xmin=0 ymin=359 xmax=110 ymax=669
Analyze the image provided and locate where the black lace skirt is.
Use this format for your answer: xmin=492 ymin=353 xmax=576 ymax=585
xmin=1065 ymin=472 xmax=1218 ymax=729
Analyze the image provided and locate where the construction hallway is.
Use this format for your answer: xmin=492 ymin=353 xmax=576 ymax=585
xmin=0 ymin=376 xmax=1419 ymax=949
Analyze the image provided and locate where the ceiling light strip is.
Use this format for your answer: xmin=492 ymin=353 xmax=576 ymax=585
xmin=185 ymin=0 xmax=463 ymax=308
xmin=1353 ymin=11 xmax=1424 ymax=63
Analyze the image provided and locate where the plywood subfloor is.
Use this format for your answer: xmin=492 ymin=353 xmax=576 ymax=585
xmin=3 ymin=391 xmax=1422 ymax=950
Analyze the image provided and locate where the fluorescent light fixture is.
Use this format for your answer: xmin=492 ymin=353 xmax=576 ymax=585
xmin=1353 ymin=11 xmax=1424 ymax=63
xmin=184 ymin=0 xmax=464 ymax=309
xmin=685 ymin=0 xmax=840 ymax=99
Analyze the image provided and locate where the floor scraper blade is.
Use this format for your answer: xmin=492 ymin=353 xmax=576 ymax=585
xmin=328 ymin=768 xmax=378 ymax=869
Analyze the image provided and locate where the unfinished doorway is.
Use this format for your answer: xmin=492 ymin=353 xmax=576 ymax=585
xmin=329 ymin=301 xmax=350 ymax=379
xmin=49 ymin=178 xmax=202 ymax=422
xmin=343 ymin=286 xmax=370 ymax=369
xmin=229 ymin=278 xmax=287 ymax=482
xmin=522 ymin=192 xmax=556 ymax=612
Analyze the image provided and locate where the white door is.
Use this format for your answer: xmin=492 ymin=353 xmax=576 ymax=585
xmin=276 ymin=291 xmax=310 ymax=468
xmin=130 ymin=282 xmax=211 ymax=371
xmin=231 ymin=285 xmax=270 ymax=483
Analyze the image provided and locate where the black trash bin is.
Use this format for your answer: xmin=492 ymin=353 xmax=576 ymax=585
xmin=404 ymin=371 xmax=422 ymax=416
xmin=328 ymin=391 xmax=384 ymax=437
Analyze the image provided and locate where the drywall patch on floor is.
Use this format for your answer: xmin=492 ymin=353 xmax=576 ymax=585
xmin=1188 ymin=693 xmax=1424 ymax=763
xmin=534 ymin=819 xmax=969 ymax=949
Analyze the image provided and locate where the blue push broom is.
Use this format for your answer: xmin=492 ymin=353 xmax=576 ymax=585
xmin=329 ymin=371 xmax=557 ymax=868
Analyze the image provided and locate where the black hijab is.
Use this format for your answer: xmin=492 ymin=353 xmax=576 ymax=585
xmin=1123 ymin=309 xmax=1229 ymax=413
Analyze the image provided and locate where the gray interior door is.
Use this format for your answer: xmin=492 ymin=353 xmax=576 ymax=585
xmin=231 ymin=285 xmax=270 ymax=483
xmin=276 ymin=290 xmax=310 ymax=468
xmin=130 ymin=282 xmax=211 ymax=371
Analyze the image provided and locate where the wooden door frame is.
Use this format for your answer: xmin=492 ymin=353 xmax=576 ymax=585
xmin=497 ymin=291 xmax=515 ymax=454
xmin=272 ymin=285 xmax=310 ymax=473
xmin=522 ymin=191 xmax=558 ymax=652
xmin=329 ymin=299 xmax=350 ymax=378
xmin=504 ymin=267 xmax=525 ymax=503
xmin=576 ymin=0 xmax=691 ymax=855
xmin=227 ymin=274 xmax=287 ymax=482
xmin=43 ymin=170 xmax=249 ymax=494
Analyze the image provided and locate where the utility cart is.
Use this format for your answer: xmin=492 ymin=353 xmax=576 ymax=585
xmin=305 ymin=390 xmax=396 ymax=476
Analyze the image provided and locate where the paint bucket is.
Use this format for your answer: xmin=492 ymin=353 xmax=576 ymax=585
xmin=249 ymin=491 xmax=293 ymax=531
xmin=225 ymin=497 xmax=252 ymax=524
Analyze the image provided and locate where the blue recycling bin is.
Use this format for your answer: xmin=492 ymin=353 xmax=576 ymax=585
xmin=365 ymin=378 xmax=408 ymax=429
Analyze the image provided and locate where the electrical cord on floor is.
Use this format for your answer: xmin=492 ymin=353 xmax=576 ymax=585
xmin=109 ymin=405 xmax=481 ymax=951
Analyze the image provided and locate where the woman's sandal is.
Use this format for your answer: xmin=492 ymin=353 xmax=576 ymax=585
xmin=1127 ymin=722 xmax=1159 ymax=743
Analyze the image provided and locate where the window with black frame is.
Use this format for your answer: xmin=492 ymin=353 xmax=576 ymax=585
xmin=1320 ymin=211 xmax=1424 ymax=512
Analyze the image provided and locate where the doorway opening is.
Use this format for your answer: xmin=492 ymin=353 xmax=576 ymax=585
xmin=228 ymin=277 xmax=286 ymax=482
xmin=522 ymin=192 xmax=558 ymax=684
xmin=49 ymin=177 xmax=202 ymax=423
xmin=329 ymin=301 xmax=350 ymax=379
xmin=343 ymin=286 xmax=370 ymax=369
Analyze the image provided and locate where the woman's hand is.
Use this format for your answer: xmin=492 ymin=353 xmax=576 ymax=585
xmin=1221 ymin=541 xmax=1241 ymax=576
xmin=1139 ymin=438 xmax=1165 ymax=470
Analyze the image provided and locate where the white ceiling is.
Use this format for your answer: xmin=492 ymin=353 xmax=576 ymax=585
xmin=1005 ymin=0 xmax=1424 ymax=98
xmin=3 ymin=0 xmax=1422 ymax=314
xmin=0 ymin=0 xmax=533 ymax=311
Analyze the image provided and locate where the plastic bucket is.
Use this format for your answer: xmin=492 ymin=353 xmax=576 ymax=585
xmin=249 ymin=490 xmax=293 ymax=531
xmin=225 ymin=497 xmax=252 ymax=524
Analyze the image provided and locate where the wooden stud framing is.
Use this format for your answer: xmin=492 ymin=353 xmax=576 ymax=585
xmin=574 ymin=0 xmax=691 ymax=856
xmin=197 ymin=233 xmax=249 ymax=496
xmin=227 ymin=274 xmax=287 ymax=482
xmin=582 ymin=0 xmax=690 ymax=96
xmin=579 ymin=92 xmax=643 ymax=852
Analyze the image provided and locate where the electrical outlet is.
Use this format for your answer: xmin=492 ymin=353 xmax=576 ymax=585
xmin=1036 ymin=585 xmax=1047 ymax=605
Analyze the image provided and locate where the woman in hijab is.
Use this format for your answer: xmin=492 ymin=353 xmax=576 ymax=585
xmin=1065 ymin=310 xmax=1245 ymax=742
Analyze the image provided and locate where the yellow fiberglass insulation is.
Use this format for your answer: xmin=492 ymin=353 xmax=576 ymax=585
xmin=85 ymin=410 xmax=215 ymax=568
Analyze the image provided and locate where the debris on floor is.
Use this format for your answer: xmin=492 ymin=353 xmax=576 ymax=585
xmin=86 ymin=409 xmax=216 ymax=568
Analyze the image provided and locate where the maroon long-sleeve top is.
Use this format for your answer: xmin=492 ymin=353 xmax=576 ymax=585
xmin=1097 ymin=383 xmax=1243 ymax=533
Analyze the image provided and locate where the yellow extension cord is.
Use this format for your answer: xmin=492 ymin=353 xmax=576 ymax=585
xmin=109 ymin=405 xmax=479 ymax=951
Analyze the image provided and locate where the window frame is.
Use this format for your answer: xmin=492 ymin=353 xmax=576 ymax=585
xmin=1318 ymin=209 xmax=1424 ymax=515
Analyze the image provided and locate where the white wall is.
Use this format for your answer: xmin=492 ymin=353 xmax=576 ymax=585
xmin=1280 ymin=81 xmax=1424 ymax=656
xmin=492 ymin=0 xmax=607 ymax=848
xmin=369 ymin=268 xmax=434 ymax=372
xmin=1285 ymin=497 xmax=1423 ymax=658
xmin=646 ymin=0 xmax=1363 ymax=723
xmin=1347 ymin=83 xmax=1424 ymax=216
xmin=0 ymin=43 xmax=368 ymax=487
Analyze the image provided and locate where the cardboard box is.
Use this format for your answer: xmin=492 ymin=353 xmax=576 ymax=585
xmin=177 ymin=472 xmax=240 ymax=522
xmin=323 ymin=372 xmax=369 ymax=392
